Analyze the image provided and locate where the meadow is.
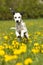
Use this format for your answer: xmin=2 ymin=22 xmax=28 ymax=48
xmin=0 ymin=19 xmax=43 ymax=65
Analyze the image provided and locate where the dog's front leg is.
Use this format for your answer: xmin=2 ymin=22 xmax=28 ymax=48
xmin=16 ymin=31 xmax=20 ymax=37
xmin=24 ymin=32 xmax=29 ymax=39
xmin=21 ymin=30 xmax=24 ymax=38
xmin=21 ymin=30 xmax=29 ymax=40
xmin=16 ymin=31 xmax=21 ymax=41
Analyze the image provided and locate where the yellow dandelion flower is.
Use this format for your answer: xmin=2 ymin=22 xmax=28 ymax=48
xmin=0 ymin=50 xmax=5 ymax=56
xmin=28 ymin=38 xmax=32 ymax=43
xmin=34 ymin=43 xmax=39 ymax=46
xmin=4 ymin=35 xmax=9 ymax=40
xmin=35 ymin=46 xmax=40 ymax=49
xmin=41 ymin=44 xmax=43 ymax=48
xmin=4 ymin=54 xmax=18 ymax=62
xmin=24 ymin=58 xmax=33 ymax=65
xmin=13 ymin=49 xmax=22 ymax=55
xmin=16 ymin=62 xmax=22 ymax=65
xmin=12 ymin=41 xmax=19 ymax=48
xmin=35 ymin=32 xmax=41 ymax=35
xmin=32 ymin=48 xmax=40 ymax=54
xmin=4 ymin=44 xmax=9 ymax=48
xmin=13 ymin=43 xmax=27 ymax=55
xmin=8 ymin=45 xmax=13 ymax=49
xmin=12 ymin=40 xmax=15 ymax=45
xmin=0 ymin=45 xmax=4 ymax=49
xmin=12 ymin=40 xmax=16 ymax=45
xmin=41 ymin=50 xmax=43 ymax=53
xmin=12 ymin=41 xmax=19 ymax=45
xmin=20 ymin=43 xmax=27 ymax=53
xmin=34 ymin=43 xmax=40 ymax=49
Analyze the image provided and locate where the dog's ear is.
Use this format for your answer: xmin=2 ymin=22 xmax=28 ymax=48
xmin=9 ymin=8 xmax=15 ymax=15
xmin=20 ymin=11 xmax=25 ymax=16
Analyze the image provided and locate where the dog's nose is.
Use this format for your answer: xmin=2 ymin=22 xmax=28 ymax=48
xmin=16 ymin=20 xmax=19 ymax=23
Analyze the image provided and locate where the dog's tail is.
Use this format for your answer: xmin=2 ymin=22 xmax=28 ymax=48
xmin=10 ymin=27 xmax=16 ymax=30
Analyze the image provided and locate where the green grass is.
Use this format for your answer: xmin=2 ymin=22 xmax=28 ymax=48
xmin=0 ymin=19 xmax=43 ymax=34
xmin=0 ymin=19 xmax=43 ymax=65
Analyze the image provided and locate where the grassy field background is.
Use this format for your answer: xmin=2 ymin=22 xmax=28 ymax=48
xmin=0 ymin=19 xmax=43 ymax=65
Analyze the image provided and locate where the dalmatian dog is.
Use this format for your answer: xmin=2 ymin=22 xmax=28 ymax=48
xmin=10 ymin=8 xmax=29 ymax=40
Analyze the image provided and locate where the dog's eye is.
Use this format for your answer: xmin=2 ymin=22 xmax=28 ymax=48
xmin=15 ymin=17 xmax=17 ymax=19
xmin=18 ymin=17 xmax=20 ymax=18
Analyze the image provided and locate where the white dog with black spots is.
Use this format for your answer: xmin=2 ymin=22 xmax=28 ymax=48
xmin=10 ymin=8 xmax=29 ymax=40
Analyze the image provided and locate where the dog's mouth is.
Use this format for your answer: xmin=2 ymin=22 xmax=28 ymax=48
xmin=16 ymin=20 xmax=19 ymax=23
xmin=16 ymin=20 xmax=21 ymax=24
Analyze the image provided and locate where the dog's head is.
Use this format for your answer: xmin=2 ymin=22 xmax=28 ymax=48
xmin=14 ymin=13 xmax=22 ymax=23
xmin=10 ymin=8 xmax=22 ymax=23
